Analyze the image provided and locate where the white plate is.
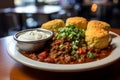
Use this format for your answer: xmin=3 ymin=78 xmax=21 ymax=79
xmin=7 ymin=32 xmax=120 ymax=72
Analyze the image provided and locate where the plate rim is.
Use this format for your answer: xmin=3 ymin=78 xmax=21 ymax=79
xmin=7 ymin=31 xmax=120 ymax=72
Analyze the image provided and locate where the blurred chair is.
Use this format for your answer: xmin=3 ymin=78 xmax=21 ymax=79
xmin=0 ymin=13 xmax=9 ymax=37
xmin=0 ymin=0 xmax=18 ymax=37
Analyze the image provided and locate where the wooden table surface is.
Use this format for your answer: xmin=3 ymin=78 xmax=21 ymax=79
xmin=0 ymin=28 xmax=120 ymax=80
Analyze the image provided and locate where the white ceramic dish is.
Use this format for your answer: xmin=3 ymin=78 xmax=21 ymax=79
xmin=7 ymin=32 xmax=120 ymax=72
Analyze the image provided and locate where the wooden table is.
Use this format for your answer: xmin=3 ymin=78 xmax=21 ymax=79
xmin=0 ymin=28 xmax=120 ymax=80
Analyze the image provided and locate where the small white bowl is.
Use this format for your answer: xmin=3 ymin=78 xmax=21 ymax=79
xmin=13 ymin=28 xmax=53 ymax=52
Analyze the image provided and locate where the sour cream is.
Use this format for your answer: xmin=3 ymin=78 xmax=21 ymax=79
xmin=17 ymin=30 xmax=49 ymax=41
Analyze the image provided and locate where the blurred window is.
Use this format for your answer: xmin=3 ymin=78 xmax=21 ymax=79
xmin=14 ymin=0 xmax=35 ymax=6
xmin=14 ymin=0 xmax=59 ymax=6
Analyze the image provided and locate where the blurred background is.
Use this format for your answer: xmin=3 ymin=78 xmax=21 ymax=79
xmin=0 ymin=0 xmax=120 ymax=37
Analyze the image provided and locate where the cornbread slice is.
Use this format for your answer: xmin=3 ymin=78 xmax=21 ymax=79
xmin=66 ymin=17 xmax=88 ymax=30
xmin=41 ymin=19 xmax=65 ymax=31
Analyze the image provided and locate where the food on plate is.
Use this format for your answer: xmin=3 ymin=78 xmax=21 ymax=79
xmin=41 ymin=19 xmax=65 ymax=31
xmin=66 ymin=17 xmax=88 ymax=30
xmin=87 ymin=20 xmax=111 ymax=31
xmin=17 ymin=30 xmax=49 ymax=41
xmin=85 ymin=20 xmax=111 ymax=49
xmin=20 ymin=17 xmax=113 ymax=64
xmin=48 ymin=25 xmax=86 ymax=61
xmin=85 ymin=28 xmax=109 ymax=49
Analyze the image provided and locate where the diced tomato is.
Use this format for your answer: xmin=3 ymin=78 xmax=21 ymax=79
xmin=38 ymin=51 xmax=47 ymax=61
xmin=79 ymin=47 xmax=87 ymax=54
xmin=79 ymin=48 xmax=83 ymax=54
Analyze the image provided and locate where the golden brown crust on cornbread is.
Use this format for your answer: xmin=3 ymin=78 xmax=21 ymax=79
xmin=66 ymin=17 xmax=88 ymax=30
xmin=87 ymin=20 xmax=111 ymax=31
xmin=85 ymin=28 xmax=109 ymax=49
xmin=41 ymin=19 xmax=65 ymax=31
